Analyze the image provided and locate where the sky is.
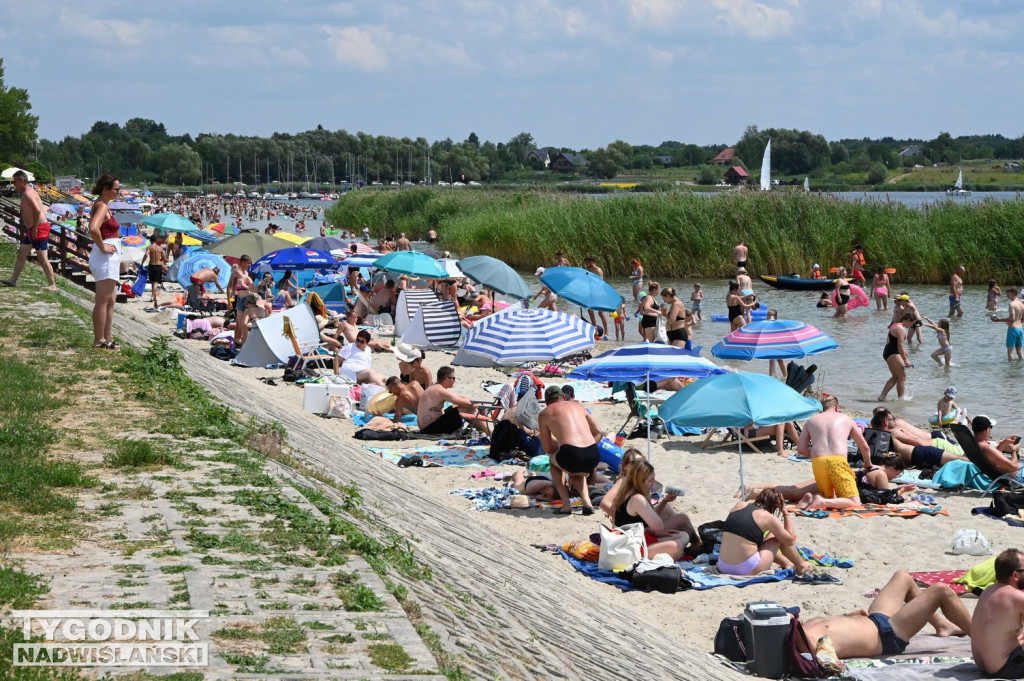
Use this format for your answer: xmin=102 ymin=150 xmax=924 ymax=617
xmin=2 ymin=0 xmax=1022 ymax=150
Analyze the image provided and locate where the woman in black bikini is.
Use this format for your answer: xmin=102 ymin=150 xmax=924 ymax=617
xmin=609 ymin=459 xmax=688 ymax=561
xmin=726 ymin=281 xmax=757 ymax=331
xmin=638 ymin=281 xmax=661 ymax=343
xmin=661 ymin=287 xmax=693 ymax=349
xmin=878 ymin=312 xmax=914 ymax=401
xmin=834 ymin=267 xmax=851 ymax=317
xmin=717 ymin=489 xmax=808 ymax=577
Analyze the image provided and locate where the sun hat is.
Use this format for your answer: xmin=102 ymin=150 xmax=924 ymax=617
xmin=391 ymin=342 xmax=421 ymax=363
xmin=945 ymin=386 xmax=957 ymax=398
xmin=535 ymin=267 xmax=545 ymax=276
xmin=812 ymin=263 xmax=820 ymax=269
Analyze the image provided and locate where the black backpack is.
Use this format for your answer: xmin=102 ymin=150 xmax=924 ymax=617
xmin=713 ymin=616 xmax=749 ymax=662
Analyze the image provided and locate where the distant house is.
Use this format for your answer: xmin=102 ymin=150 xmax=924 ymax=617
xmin=551 ymin=153 xmax=587 ymax=173
xmin=898 ymin=146 xmax=924 ymax=158
xmin=655 ymin=155 xmax=674 ymax=167
xmin=526 ymin=149 xmax=551 ymax=167
xmin=710 ymin=147 xmax=735 ymax=165
xmin=724 ymin=166 xmax=749 ymax=185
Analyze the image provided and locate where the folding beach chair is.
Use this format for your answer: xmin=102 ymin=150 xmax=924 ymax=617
xmin=700 ymin=425 xmax=772 ymax=455
xmin=282 ymin=315 xmax=332 ymax=375
xmin=950 ymin=423 xmax=1024 ymax=495
xmin=185 ymin=284 xmax=219 ymax=317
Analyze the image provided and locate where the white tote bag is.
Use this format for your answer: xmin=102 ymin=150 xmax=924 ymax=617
xmin=598 ymin=523 xmax=648 ymax=572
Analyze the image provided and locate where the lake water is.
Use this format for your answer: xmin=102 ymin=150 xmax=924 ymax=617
xmin=248 ymin=198 xmax=1024 ymax=432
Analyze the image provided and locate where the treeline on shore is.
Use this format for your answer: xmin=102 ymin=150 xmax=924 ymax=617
xmin=326 ymin=188 xmax=1024 ymax=284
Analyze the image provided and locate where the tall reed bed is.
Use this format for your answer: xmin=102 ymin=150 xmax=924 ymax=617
xmin=326 ymin=189 xmax=1024 ymax=282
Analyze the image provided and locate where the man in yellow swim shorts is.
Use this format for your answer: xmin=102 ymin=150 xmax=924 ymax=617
xmin=797 ymin=394 xmax=873 ymax=509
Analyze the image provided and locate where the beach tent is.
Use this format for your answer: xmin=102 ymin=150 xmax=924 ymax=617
xmin=400 ymin=300 xmax=463 ymax=348
xmin=1 ymin=167 xmax=34 ymax=182
xmin=395 ymin=287 xmax=442 ymax=337
xmin=234 ymin=303 xmax=319 ymax=367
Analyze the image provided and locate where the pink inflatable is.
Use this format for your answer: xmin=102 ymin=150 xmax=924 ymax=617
xmin=832 ymin=283 xmax=870 ymax=310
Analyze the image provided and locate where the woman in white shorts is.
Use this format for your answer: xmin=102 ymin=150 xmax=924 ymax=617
xmin=88 ymin=174 xmax=123 ymax=349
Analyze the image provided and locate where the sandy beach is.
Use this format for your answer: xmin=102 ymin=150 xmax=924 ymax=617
xmin=121 ymin=288 xmax=1019 ymax=674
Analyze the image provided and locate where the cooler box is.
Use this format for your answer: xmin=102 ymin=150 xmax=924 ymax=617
xmin=303 ymin=384 xmax=353 ymax=414
xmin=742 ymin=601 xmax=790 ymax=679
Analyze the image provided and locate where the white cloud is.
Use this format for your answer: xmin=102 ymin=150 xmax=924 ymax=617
xmin=648 ymin=47 xmax=675 ymax=66
xmin=711 ymin=0 xmax=794 ymax=38
xmin=57 ymin=10 xmax=153 ymax=47
xmin=322 ymin=25 xmax=391 ymax=71
xmin=628 ymin=0 xmax=683 ymax=26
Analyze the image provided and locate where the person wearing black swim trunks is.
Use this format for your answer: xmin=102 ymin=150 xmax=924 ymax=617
xmin=801 ymin=570 xmax=971 ymax=660
xmin=878 ymin=313 xmax=914 ymax=401
xmin=638 ymin=281 xmax=661 ymax=342
xmin=973 ymin=549 xmax=1024 ymax=678
xmin=537 ymin=386 xmax=604 ymax=516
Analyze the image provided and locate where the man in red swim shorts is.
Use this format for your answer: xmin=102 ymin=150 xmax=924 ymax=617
xmin=2 ymin=170 xmax=57 ymax=290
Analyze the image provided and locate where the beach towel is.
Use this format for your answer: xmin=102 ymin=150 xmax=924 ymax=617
xmin=352 ymin=411 xmax=417 ymax=428
xmin=971 ymin=506 xmax=1024 ymax=527
xmin=931 ymin=460 xmax=989 ymax=490
xmin=485 ymin=379 xmax=614 ymax=403
xmin=798 ymin=547 xmax=854 ymax=568
xmin=954 ymin=557 xmax=996 ymax=592
xmin=558 ymin=550 xmax=793 ymax=591
xmin=790 ymin=502 xmax=948 ymax=519
xmin=449 ymin=486 xmax=519 ymax=511
xmin=843 ymin=662 xmax=983 ymax=681
xmin=892 ymin=469 xmax=942 ymax=490
xmin=366 ymin=444 xmax=490 ymax=467
xmin=910 ymin=570 xmax=970 ymax=595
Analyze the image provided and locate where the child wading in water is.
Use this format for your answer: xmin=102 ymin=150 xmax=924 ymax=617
xmin=921 ymin=316 xmax=953 ymax=367
xmin=987 ymin=279 xmax=1002 ymax=311
xmin=690 ymin=283 xmax=703 ymax=321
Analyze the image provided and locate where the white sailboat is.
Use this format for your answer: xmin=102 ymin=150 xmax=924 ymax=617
xmin=803 ymin=177 xmax=810 ymax=192
xmin=759 ymin=139 xmax=771 ymax=191
xmin=946 ymin=168 xmax=971 ymax=196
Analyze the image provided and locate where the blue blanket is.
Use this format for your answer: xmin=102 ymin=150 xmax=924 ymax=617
xmin=972 ymin=506 xmax=1024 ymax=527
xmin=558 ymin=550 xmax=794 ymax=591
xmin=931 ymin=460 xmax=988 ymax=490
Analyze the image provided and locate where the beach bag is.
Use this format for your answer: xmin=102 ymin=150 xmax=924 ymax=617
xmin=627 ymin=563 xmax=689 ymax=593
xmin=359 ymin=384 xmax=387 ymax=413
xmin=951 ymin=529 xmax=991 ymax=556
xmin=991 ymin=491 xmax=1024 ymax=518
xmin=327 ymin=395 xmax=353 ymax=420
xmin=785 ymin=615 xmax=828 ymax=678
xmin=488 ymin=420 xmax=522 ymax=461
xmin=598 ymin=523 xmax=647 ymax=572
xmin=210 ymin=345 xmax=238 ymax=361
xmin=714 ymin=616 xmax=749 ymax=663
xmin=353 ymin=428 xmax=411 ymax=441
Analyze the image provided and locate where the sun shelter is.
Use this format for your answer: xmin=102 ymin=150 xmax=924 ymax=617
xmin=400 ymin=300 xmax=464 ymax=348
xmin=234 ymin=303 xmax=319 ymax=367
xmin=395 ymin=287 xmax=442 ymax=337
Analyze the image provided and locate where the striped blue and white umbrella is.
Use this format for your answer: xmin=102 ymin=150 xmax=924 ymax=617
xmin=566 ymin=343 xmax=726 ymax=383
xmin=462 ymin=308 xmax=596 ymax=365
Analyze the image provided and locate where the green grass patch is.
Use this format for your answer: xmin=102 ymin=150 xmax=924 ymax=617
xmin=0 ymin=566 xmax=49 ymax=609
xmin=368 ymin=643 xmax=414 ymax=672
xmin=104 ymin=439 xmax=173 ymax=469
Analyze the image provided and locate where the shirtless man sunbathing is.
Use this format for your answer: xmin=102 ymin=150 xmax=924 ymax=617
xmin=796 ymin=394 xmax=872 ymax=509
xmin=537 ymin=385 xmax=604 ymax=515
xmin=384 ymin=376 xmax=422 ymax=425
xmin=870 ymin=409 xmax=966 ymax=469
xmin=972 ymin=549 xmax=1024 ymax=678
xmin=416 ymin=366 xmax=491 ymax=436
xmin=801 ymin=570 xmax=970 ymax=660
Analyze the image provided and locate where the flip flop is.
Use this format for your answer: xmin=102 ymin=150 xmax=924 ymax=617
xmin=581 ymin=506 xmax=595 ymax=516
xmin=470 ymin=469 xmax=497 ymax=479
xmin=552 ymin=506 xmax=572 ymax=515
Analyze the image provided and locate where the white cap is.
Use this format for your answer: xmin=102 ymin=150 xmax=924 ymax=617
xmin=535 ymin=267 xmax=545 ymax=276
xmin=812 ymin=263 xmax=820 ymax=269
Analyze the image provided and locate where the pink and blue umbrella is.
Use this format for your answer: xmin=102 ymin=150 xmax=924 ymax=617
xmin=711 ymin=319 xmax=837 ymax=361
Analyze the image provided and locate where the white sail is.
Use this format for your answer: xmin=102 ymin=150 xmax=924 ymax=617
xmin=803 ymin=177 xmax=809 ymax=192
xmin=954 ymin=169 xmax=963 ymax=190
xmin=760 ymin=139 xmax=771 ymax=191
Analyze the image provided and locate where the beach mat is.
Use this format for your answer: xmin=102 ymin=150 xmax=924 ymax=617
xmin=972 ymin=506 xmax=1024 ymax=527
xmin=558 ymin=550 xmax=793 ymax=591
xmin=910 ymin=570 xmax=969 ymax=595
xmin=892 ymin=469 xmax=943 ymax=490
xmin=366 ymin=444 xmax=490 ymax=467
xmin=449 ymin=486 xmax=519 ymax=511
xmin=790 ymin=503 xmax=948 ymax=519
xmin=843 ymin=662 xmax=982 ymax=681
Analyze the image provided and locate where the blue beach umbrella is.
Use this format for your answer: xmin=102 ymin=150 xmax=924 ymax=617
xmin=457 ymin=255 xmax=531 ymax=299
xmin=659 ymin=372 xmax=823 ymax=491
xmin=174 ymin=252 xmax=231 ymax=291
xmin=374 ymin=250 xmax=446 ymax=279
xmin=140 ymin=212 xmax=198 ymax=233
xmin=568 ymin=343 xmax=727 ymax=459
xmin=251 ymin=247 xmax=339 ymax=273
xmin=540 ymin=266 xmax=623 ymax=312
xmin=462 ymin=307 xmax=596 ymax=366
xmin=306 ymin=236 xmax=349 ymax=252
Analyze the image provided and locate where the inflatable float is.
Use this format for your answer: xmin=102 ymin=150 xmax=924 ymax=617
xmin=759 ymin=274 xmax=836 ymax=291
xmin=832 ymin=284 xmax=870 ymax=310
xmin=929 ymin=409 xmax=959 ymax=426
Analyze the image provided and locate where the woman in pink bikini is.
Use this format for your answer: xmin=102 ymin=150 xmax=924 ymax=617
xmin=88 ymin=174 xmax=123 ymax=349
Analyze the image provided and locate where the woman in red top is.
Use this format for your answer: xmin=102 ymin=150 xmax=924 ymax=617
xmin=88 ymin=174 xmax=122 ymax=349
